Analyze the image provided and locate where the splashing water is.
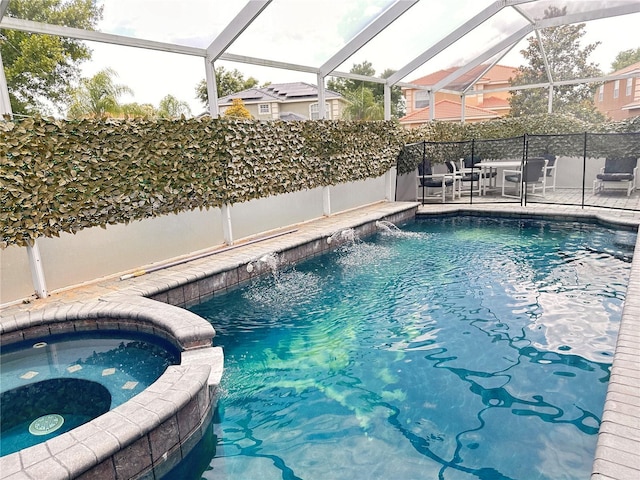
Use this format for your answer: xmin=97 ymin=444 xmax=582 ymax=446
xmin=260 ymin=252 xmax=279 ymax=270
xmin=377 ymin=220 xmax=423 ymax=239
xmin=243 ymin=269 xmax=321 ymax=309
xmin=327 ymin=228 xmax=357 ymax=245
xmin=376 ymin=220 xmax=401 ymax=232
xmin=244 ymin=252 xmax=322 ymax=308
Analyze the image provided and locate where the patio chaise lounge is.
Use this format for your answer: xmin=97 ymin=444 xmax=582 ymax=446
xmin=593 ymin=157 xmax=638 ymax=197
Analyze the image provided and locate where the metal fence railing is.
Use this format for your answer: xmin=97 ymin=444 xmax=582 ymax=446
xmin=397 ymin=132 xmax=640 ymax=212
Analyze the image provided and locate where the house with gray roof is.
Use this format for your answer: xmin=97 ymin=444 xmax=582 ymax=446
xmin=218 ymin=82 xmax=347 ymax=120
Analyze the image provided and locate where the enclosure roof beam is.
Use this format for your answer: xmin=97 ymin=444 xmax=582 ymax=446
xmin=459 ymin=34 xmax=521 ymax=96
xmin=386 ymin=0 xmax=536 ymax=86
xmin=461 ymin=50 xmax=510 ymax=95
xmin=443 ymin=4 xmax=640 ymax=96
xmin=0 ymin=17 xmax=207 ymax=56
xmin=329 ymin=71 xmax=387 ymax=84
xmin=213 ymin=56 xmax=391 ymax=83
xmin=535 ymin=29 xmax=554 ymax=84
xmin=431 ymin=24 xmax=533 ymax=94
xmin=206 ymin=0 xmax=271 ymax=61
xmin=0 ymin=0 xmax=9 ymax=20
xmin=395 ymin=82 xmax=457 ymax=96
xmin=0 ymin=15 xmax=322 ymax=76
xmin=534 ymin=3 xmax=640 ymax=29
xmin=466 ymin=71 xmax=640 ymax=96
xmin=318 ymin=0 xmax=419 ymax=78
xmin=220 ymin=52 xmax=317 ymax=74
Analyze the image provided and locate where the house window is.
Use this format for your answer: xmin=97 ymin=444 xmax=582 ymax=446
xmin=310 ymin=103 xmax=331 ymax=120
xmin=626 ymin=78 xmax=633 ymax=96
xmin=598 ymin=85 xmax=604 ymax=102
xmin=613 ymin=80 xmax=620 ymax=99
xmin=415 ymin=90 xmax=430 ymax=109
xmin=259 ymin=104 xmax=271 ymax=114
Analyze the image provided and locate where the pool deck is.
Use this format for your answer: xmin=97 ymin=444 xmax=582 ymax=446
xmin=1 ymin=200 xmax=639 ymax=480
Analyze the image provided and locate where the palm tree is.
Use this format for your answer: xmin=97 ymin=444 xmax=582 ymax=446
xmin=342 ymin=87 xmax=384 ymax=121
xmin=67 ymin=68 xmax=133 ymax=119
xmin=157 ymin=94 xmax=192 ymax=119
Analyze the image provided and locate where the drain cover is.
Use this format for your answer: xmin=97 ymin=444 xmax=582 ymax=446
xmin=28 ymin=414 xmax=64 ymax=436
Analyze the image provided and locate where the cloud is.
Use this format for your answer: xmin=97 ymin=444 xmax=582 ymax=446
xmin=81 ymin=42 xmax=206 ymax=114
xmin=97 ymin=0 xmax=240 ymax=45
xmin=81 ymin=0 xmax=639 ymax=111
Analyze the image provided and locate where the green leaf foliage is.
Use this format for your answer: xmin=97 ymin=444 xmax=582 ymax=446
xmin=2 ymin=113 xmax=638 ymax=247
xmin=611 ymin=48 xmax=640 ymax=72
xmin=508 ymin=6 xmax=604 ymax=122
xmin=2 ymin=0 xmax=103 ymax=115
xmin=0 ymin=117 xmax=402 ymax=247
xmin=396 ymin=114 xmax=640 ymax=175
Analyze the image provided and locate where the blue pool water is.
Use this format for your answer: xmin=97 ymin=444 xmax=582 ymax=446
xmin=0 ymin=331 xmax=179 ymax=456
xmin=183 ymin=216 xmax=635 ymax=480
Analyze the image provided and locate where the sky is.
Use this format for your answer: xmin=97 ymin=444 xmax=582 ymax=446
xmin=79 ymin=0 xmax=640 ymax=116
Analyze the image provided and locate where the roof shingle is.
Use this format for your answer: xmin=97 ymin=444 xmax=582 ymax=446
xmin=219 ymin=82 xmax=342 ymax=105
xmin=399 ymin=99 xmax=499 ymax=123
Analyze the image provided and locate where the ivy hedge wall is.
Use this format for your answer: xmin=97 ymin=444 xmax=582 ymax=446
xmin=1 ymin=114 xmax=639 ymax=247
xmin=397 ymin=114 xmax=640 ymax=174
xmin=0 ymin=117 xmax=402 ymax=247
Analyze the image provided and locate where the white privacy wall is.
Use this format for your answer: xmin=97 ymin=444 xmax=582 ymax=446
xmin=1 ymin=175 xmax=390 ymax=305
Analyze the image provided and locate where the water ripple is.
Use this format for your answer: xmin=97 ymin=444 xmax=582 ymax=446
xmin=182 ymin=216 xmax=633 ymax=480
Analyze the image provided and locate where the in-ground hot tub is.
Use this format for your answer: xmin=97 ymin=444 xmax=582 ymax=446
xmin=1 ymin=330 xmax=180 ymax=456
xmin=0 ymin=295 xmax=223 ymax=480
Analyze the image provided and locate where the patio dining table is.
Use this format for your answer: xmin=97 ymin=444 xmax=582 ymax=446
xmin=474 ymin=160 xmax=523 ymax=195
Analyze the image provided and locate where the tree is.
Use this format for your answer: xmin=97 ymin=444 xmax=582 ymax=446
xmin=328 ymin=61 xmax=404 ymax=119
xmin=328 ymin=61 xmax=376 ymax=96
xmin=611 ymin=48 xmax=640 ymax=72
xmin=223 ymin=98 xmax=252 ymax=119
xmin=120 ymin=102 xmax=156 ymax=119
xmin=195 ymin=66 xmax=260 ymax=108
xmin=66 ymin=68 xmax=133 ymax=119
xmin=509 ymin=6 xmax=604 ymax=122
xmin=1 ymin=0 xmax=103 ymax=115
xmin=157 ymin=94 xmax=192 ymax=119
xmin=342 ymin=87 xmax=384 ymax=121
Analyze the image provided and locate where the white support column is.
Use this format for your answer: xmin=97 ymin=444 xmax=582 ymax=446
xmin=0 ymin=50 xmax=13 ymax=117
xmin=547 ymin=84 xmax=553 ymax=113
xmin=383 ymin=84 xmax=391 ymax=120
xmin=322 ymin=187 xmax=331 ymax=216
xmin=221 ymin=203 xmax=234 ymax=245
xmin=26 ymin=239 xmax=48 ymax=298
xmin=385 ymin=166 xmax=396 ymax=201
xmin=384 ymin=83 xmax=395 ymax=200
xmin=205 ymin=57 xmax=220 ymax=118
xmin=429 ymin=91 xmax=435 ymax=121
xmin=317 ymin=73 xmax=326 ymax=119
xmin=319 ymin=72 xmax=329 ymax=213
xmin=460 ymin=94 xmax=466 ymax=123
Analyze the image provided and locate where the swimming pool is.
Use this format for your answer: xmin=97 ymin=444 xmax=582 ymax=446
xmin=183 ymin=216 xmax=635 ymax=480
xmin=0 ymin=331 xmax=179 ymax=456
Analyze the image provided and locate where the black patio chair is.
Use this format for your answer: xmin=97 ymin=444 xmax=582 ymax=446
xmin=417 ymin=158 xmax=457 ymax=203
xmin=502 ymin=157 xmax=548 ymax=198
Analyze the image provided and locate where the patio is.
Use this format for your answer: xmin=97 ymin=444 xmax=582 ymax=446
xmin=431 ymin=187 xmax=640 ymax=211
